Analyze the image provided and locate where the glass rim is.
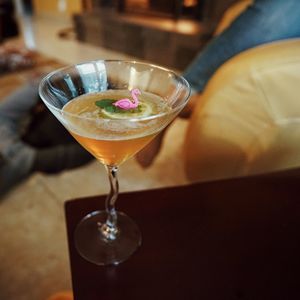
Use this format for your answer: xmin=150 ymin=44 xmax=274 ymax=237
xmin=38 ymin=59 xmax=191 ymax=122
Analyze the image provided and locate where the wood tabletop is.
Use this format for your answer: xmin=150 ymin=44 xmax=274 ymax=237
xmin=65 ymin=169 xmax=300 ymax=300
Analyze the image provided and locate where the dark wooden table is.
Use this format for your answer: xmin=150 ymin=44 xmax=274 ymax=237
xmin=65 ymin=169 xmax=300 ymax=300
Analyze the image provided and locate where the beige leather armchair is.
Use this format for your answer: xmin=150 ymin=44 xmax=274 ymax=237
xmin=184 ymin=38 xmax=300 ymax=182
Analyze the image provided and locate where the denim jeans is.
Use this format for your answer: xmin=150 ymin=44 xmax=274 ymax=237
xmin=183 ymin=0 xmax=300 ymax=92
xmin=0 ymin=83 xmax=38 ymax=196
xmin=0 ymin=83 xmax=92 ymax=197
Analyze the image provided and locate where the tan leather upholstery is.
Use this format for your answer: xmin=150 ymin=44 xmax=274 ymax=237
xmin=184 ymin=38 xmax=300 ymax=182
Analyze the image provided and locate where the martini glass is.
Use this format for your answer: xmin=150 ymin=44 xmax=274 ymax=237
xmin=39 ymin=60 xmax=190 ymax=265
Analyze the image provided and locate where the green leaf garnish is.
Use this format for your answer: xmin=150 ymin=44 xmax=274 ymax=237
xmin=95 ymin=99 xmax=116 ymax=108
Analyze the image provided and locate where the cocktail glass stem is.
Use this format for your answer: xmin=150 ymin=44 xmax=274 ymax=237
xmin=100 ymin=165 xmax=119 ymax=241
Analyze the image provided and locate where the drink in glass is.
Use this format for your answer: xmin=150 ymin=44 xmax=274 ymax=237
xmin=39 ymin=60 xmax=190 ymax=265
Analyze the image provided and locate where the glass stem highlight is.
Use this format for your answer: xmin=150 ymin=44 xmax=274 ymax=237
xmin=101 ymin=165 xmax=119 ymax=241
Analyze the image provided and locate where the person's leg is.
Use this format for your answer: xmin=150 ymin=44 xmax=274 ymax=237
xmin=183 ymin=0 xmax=300 ymax=92
xmin=32 ymin=144 xmax=93 ymax=174
xmin=23 ymin=108 xmax=74 ymax=147
xmin=0 ymin=82 xmax=39 ymax=123
xmin=0 ymin=136 xmax=93 ymax=197
xmin=0 ymin=141 xmax=35 ymax=197
xmin=0 ymin=83 xmax=39 ymax=196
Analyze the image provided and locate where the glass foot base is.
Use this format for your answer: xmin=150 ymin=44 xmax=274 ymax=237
xmin=74 ymin=211 xmax=141 ymax=266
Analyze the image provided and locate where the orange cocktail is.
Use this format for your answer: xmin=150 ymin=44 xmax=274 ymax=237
xmin=62 ymin=90 xmax=169 ymax=166
xmin=70 ymin=132 xmax=156 ymax=166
